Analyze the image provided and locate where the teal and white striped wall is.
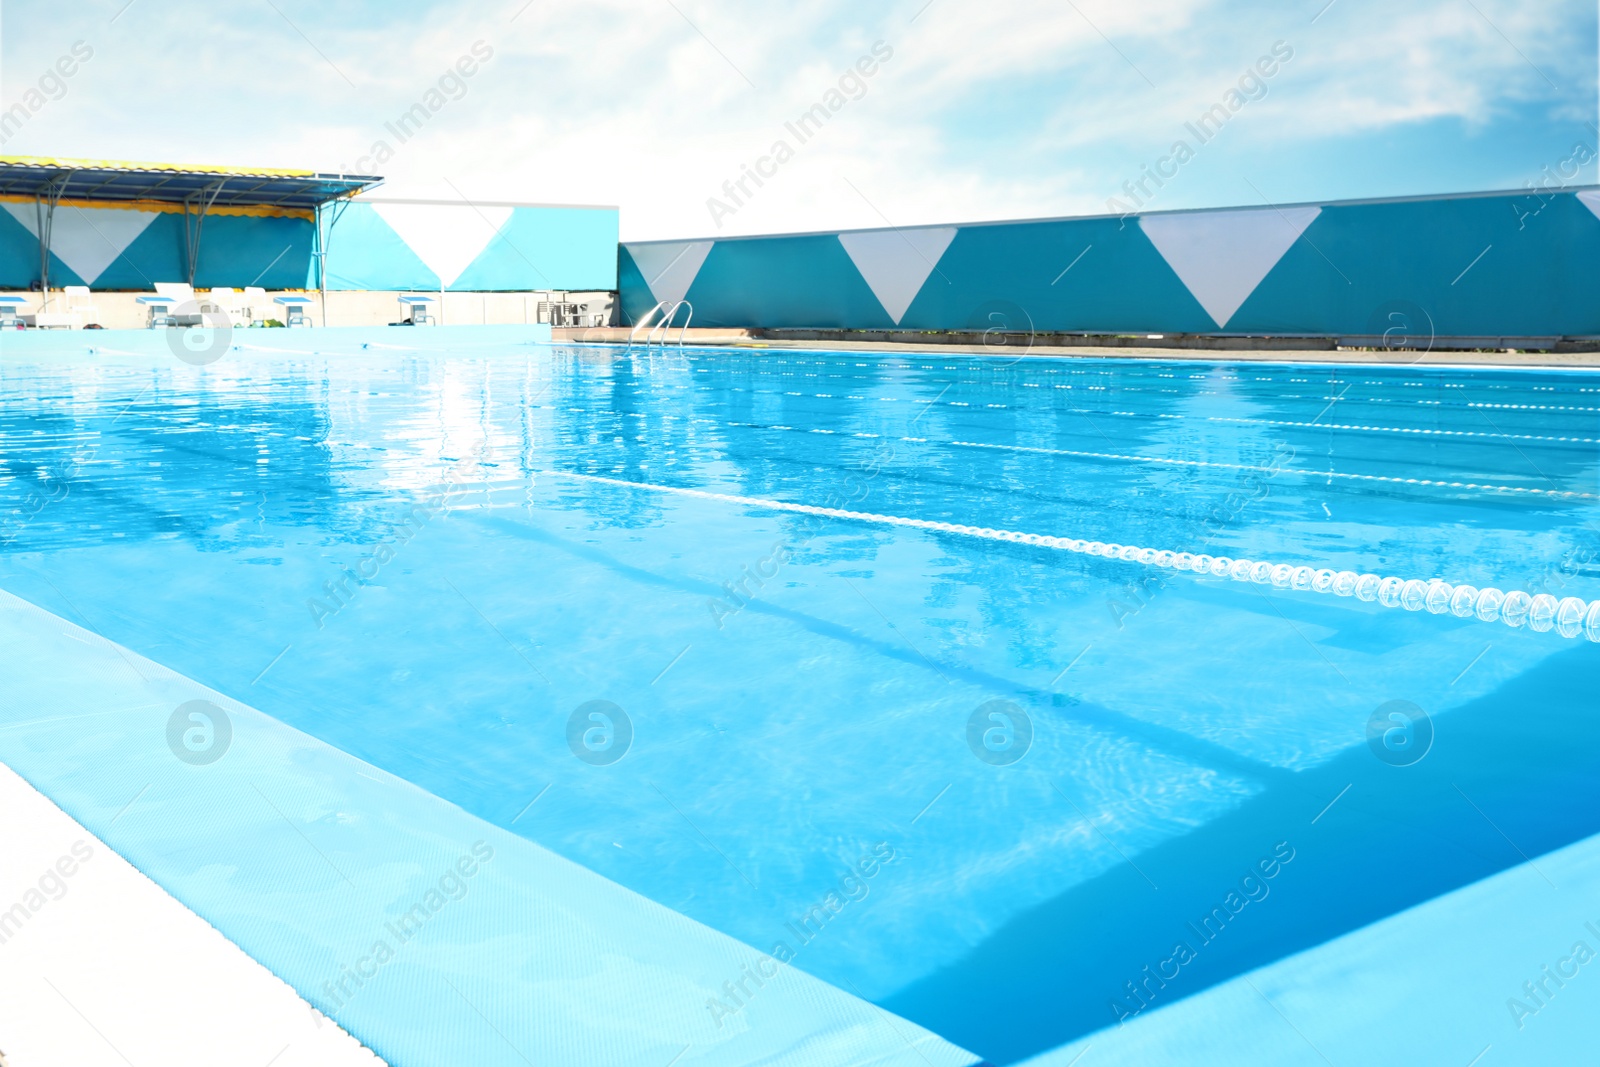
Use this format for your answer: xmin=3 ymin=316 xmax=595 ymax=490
xmin=0 ymin=203 xmax=313 ymax=290
xmin=323 ymin=200 xmax=618 ymax=292
xmin=0 ymin=198 xmax=617 ymax=292
xmin=619 ymin=188 xmax=1600 ymax=341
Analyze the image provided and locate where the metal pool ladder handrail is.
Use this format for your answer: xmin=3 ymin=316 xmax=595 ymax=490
xmin=626 ymin=300 xmax=694 ymax=349
xmin=627 ymin=301 xmax=670 ymax=348
xmin=664 ymin=301 xmax=693 ymax=346
xmin=640 ymin=301 xmax=694 ymax=347
xmin=645 ymin=301 xmax=687 ymax=346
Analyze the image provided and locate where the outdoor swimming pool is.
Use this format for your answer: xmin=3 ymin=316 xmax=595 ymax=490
xmin=2 ymin=332 xmax=1598 ymax=1066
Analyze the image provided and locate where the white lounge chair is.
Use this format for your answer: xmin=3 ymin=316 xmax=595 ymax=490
xmin=202 ymin=288 xmax=241 ymax=327
xmin=153 ymin=283 xmax=199 ymax=327
xmin=63 ymin=286 xmax=95 ymax=316
xmin=241 ymin=286 xmax=267 ymax=325
xmin=32 ymin=286 xmax=96 ymax=330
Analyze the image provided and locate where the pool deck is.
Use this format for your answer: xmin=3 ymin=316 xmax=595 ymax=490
xmin=0 ymin=763 xmax=382 ymax=1067
xmin=1 ymin=323 xmax=1593 ymax=369
xmin=741 ymin=342 xmax=1600 ymax=369
xmin=552 ymin=328 xmax=1600 ymax=369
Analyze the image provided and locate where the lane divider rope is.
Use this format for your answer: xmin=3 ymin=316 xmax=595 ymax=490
xmin=1200 ymin=415 xmax=1599 ymax=445
xmin=529 ymin=403 xmax=1595 ymax=501
xmin=945 ymin=440 xmax=1598 ymax=500
xmin=553 ymin=386 xmax=1600 ymax=446
xmin=538 ymin=469 xmax=1600 ymax=642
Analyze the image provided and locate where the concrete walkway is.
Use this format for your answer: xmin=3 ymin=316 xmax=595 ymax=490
xmin=552 ymin=328 xmax=1600 ymax=369
xmin=0 ymin=762 xmax=382 ymax=1067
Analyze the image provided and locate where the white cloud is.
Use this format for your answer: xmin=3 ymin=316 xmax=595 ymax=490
xmin=1 ymin=0 xmax=1592 ymax=240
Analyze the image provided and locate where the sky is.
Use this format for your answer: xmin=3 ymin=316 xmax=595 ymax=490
xmin=0 ymin=0 xmax=1595 ymax=241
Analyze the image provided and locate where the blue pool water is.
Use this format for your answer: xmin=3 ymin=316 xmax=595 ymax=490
xmin=2 ymin=333 xmax=1599 ymax=1064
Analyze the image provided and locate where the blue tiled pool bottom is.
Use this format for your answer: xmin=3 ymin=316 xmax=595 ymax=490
xmin=2 ymin=335 xmax=1599 ymax=1064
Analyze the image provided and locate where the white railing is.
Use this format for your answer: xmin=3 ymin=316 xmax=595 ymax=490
xmin=627 ymin=301 xmax=669 ymax=348
xmin=628 ymin=300 xmax=693 ymax=349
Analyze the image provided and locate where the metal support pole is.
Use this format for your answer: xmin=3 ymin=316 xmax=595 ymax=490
xmin=35 ymin=195 xmax=47 ymax=297
xmin=34 ymin=171 xmax=73 ymax=303
xmin=316 ymin=205 xmax=327 ymax=327
xmin=314 ymin=198 xmax=353 ymax=328
xmin=183 ymin=179 xmax=229 ymax=287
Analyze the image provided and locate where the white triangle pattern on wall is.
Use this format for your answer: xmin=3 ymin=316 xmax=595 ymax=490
xmin=2 ymin=202 xmax=161 ymax=285
xmin=837 ymin=226 xmax=959 ymax=324
xmin=1577 ymin=190 xmax=1600 ymax=223
xmin=370 ymin=202 xmax=513 ymax=289
xmin=1139 ymin=206 xmax=1322 ymax=328
xmin=626 ymin=241 xmax=715 ymax=307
